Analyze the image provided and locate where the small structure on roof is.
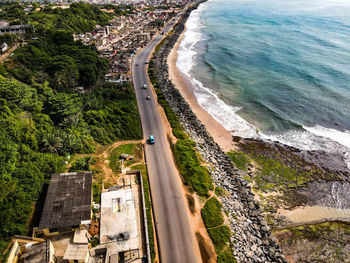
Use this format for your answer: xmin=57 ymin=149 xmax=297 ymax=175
xmin=38 ymin=172 xmax=92 ymax=236
xmin=63 ymin=244 xmax=90 ymax=263
xmin=73 ymin=229 xmax=89 ymax=244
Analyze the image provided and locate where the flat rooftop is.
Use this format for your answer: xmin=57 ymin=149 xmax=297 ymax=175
xmin=63 ymin=244 xmax=89 ymax=261
xmin=39 ymin=172 xmax=92 ymax=230
xmin=100 ymin=188 xmax=139 ymax=252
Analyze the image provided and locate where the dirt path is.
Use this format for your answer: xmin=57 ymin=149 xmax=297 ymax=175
xmin=0 ymin=44 xmax=17 ymax=62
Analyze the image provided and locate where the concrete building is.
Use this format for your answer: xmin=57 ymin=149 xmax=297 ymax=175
xmin=100 ymin=188 xmax=140 ymax=260
xmin=6 ymin=238 xmax=55 ymax=263
xmin=0 ymin=24 xmax=33 ymax=35
xmin=135 ymin=32 xmax=150 ymax=41
xmin=38 ymin=172 xmax=92 ymax=236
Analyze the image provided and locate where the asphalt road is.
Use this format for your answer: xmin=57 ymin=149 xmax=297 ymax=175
xmin=132 ymin=15 xmax=200 ymax=263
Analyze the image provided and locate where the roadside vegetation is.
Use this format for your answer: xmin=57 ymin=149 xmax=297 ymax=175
xmin=149 ymin=36 xmax=237 ymax=262
xmin=149 ymin=73 xmax=213 ymax=196
xmin=131 ymin=164 xmax=156 ymax=262
xmin=201 ymin=197 xmax=236 ymax=262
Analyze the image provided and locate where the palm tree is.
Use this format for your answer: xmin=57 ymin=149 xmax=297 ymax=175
xmin=41 ymin=133 xmax=62 ymax=154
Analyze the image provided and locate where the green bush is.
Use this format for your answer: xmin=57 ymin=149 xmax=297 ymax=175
xmin=174 ymin=139 xmax=213 ymax=196
xmin=201 ymin=197 xmax=224 ymax=228
xmin=69 ymin=157 xmax=91 ymax=172
xmin=217 ymin=246 xmax=237 ymax=263
xmin=8 ymin=30 xmax=108 ymax=89
xmin=208 ymin=225 xmax=231 ymax=253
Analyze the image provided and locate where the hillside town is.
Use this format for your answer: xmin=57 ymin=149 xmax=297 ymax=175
xmin=74 ymin=7 xmax=179 ymax=81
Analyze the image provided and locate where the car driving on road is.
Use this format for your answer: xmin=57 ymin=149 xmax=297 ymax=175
xmin=146 ymin=96 xmax=151 ymax=100
xmin=143 ymin=84 xmax=147 ymax=89
xmin=149 ymin=135 xmax=155 ymax=144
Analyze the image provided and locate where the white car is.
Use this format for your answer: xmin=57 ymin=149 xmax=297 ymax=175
xmin=146 ymin=96 xmax=151 ymax=100
xmin=143 ymin=84 xmax=147 ymax=89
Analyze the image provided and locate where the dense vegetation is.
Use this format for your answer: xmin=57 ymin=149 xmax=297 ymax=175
xmin=0 ymin=1 xmax=143 ymax=255
xmin=0 ymin=72 xmax=141 ymax=251
xmin=0 ymin=39 xmax=140 ymax=258
xmin=4 ymin=30 xmax=108 ymax=89
xmin=0 ymin=2 xmax=133 ymax=34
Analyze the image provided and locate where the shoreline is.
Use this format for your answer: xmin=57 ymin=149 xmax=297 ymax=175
xmin=167 ymin=24 xmax=350 ymax=177
xmin=166 ymin=1 xmax=350 ymax=228
xmin=167 ymin=29 xmax=236 ymax=153
xmin=158 ymin=3 xmax=350 ymax=262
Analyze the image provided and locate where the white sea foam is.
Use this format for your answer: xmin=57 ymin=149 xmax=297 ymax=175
xmin=177 ymin=3 xmax=258 ymax=138
xmin=304 ymin=125 xmax=350 ymax=149
xmin=176 ymin=0 xmax=350 ymax=169
xmin=260 ymin=128 xmax=350 ymax=169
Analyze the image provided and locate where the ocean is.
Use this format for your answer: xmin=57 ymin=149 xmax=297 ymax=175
xmin=177 ymin=0 xmax=350 ymax=168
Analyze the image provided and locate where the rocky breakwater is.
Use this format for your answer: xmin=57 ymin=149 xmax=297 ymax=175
xmin=151 ymin=3 xmax=287 ymax=263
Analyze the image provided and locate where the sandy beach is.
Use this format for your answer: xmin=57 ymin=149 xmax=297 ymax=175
xmin=167 ymin=30 xmax=236 ymax=153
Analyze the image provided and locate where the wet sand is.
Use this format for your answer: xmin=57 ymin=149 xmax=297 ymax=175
xmin=167 ymin=30 xmax=236 ymax=153
xmin=278 ymin=206 xmax=350 ymax=224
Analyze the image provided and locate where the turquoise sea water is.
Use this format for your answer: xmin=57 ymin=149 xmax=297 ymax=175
xmin=177 ymin=0 xmax=350 ymax=166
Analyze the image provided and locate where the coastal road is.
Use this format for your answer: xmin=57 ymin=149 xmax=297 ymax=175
xmin=132 ymin=12 xmax=200 ymax=263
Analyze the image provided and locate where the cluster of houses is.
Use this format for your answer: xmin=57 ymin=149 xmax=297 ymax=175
xmin=74 ymin=7 xmax=179 ymax=80
xmin=6 ymin=170 xmax=148 ymax=263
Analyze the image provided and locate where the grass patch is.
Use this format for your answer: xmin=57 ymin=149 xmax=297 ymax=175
xmin=274 ymin=222 xmax=350 ymax=262
xmin=201 ymin=197 xmax=224 ymax=228
xmin=174 ymin=139 xmax=213 ymax=197
xmin=226 ymin=151 xmax=250 ymax=171
xmin=251 ymin=155 xmax=313 ymax=192
xmin=208 ymin=225 xmax=231 ymax=254
xmin=109 ymin=143 xmax=141 ymax=174
xmin=131 ymin=164 xmax=156 ymax=262
xmin=218 ymin=246 xmax=237 ymax=263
